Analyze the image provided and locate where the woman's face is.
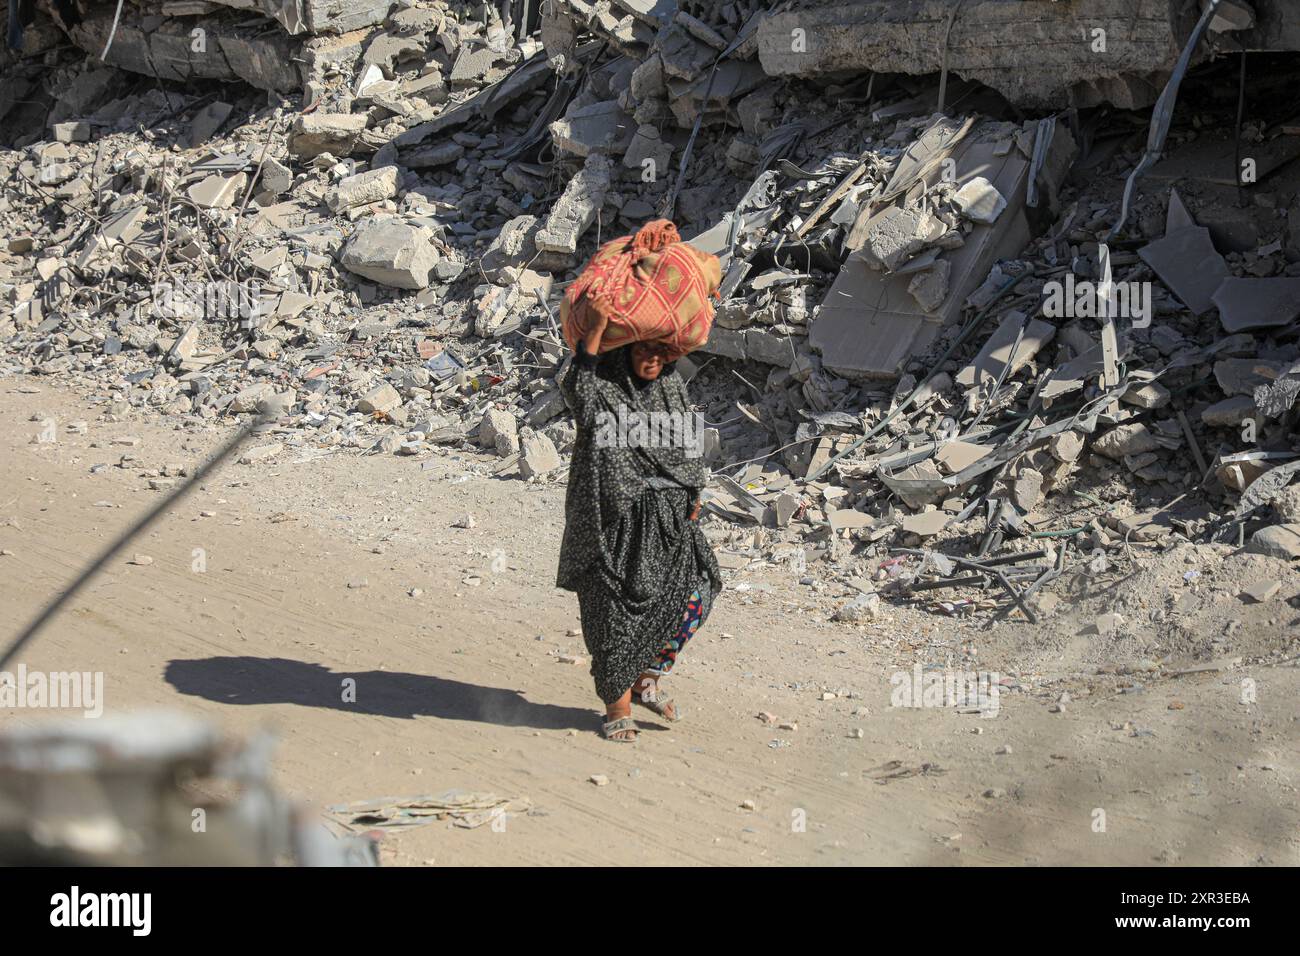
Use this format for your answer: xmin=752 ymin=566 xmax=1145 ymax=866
xmin=630 ymin=342 xmax=670 ymax=381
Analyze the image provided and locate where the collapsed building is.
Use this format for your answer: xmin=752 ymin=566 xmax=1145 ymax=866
xmin=2 ymin=0 xmax=1300 ymax=632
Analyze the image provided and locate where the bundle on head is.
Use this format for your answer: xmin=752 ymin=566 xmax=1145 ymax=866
xmin=561 ymin=219 xmax=722 ymax=362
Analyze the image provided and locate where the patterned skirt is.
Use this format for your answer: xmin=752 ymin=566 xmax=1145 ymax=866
xmin=574 ymin=487 xmax=719 ymax=704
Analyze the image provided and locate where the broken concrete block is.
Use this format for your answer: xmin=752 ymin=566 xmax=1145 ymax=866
xmin=51 ymin=121 xmax=91 ymax=143
xmin=1120 ymin=380 xmax=1171 ymax=410
xmin=1215 ymin=358 xmax=1286 ymax=397
xmin=956 ymin=311 xmax=1055 ymax=390
xmin=1275 ymin=486 xmax=1300 ymax=523
xmin=231 ymin=382 xmax=276 ymax=413
xmin=187 ymin=173 xmax=247 ymax=210
xmin=901 ymin=510 xmax=947 ymax=537
xmin=403 ymin=142 xmax=465 ymax=168
xmin=828 ymin=508 xmax=873 ymax=532
xmin=1093 ymin=423 xmax=1158 ymax=460
xmin=70 ymin=10 xmax=302 ymax=92
xmin=358 ymin=383 xmax=401 ymax=415
xmin=1049 ymin=430 xmax=1084 ymax=463
xmin=736 ymin=83 xmax=781 ymax=137
xmin=326 ymin=166 xmax=399 ymax=213
xmin=1124 ymin=451 xmax=1160 ymax=474
xmin=449 ymin=44 xmax=512 ymax=87
xmin=289 ymin=112 xmax=368 ymax=159
xmin=1137 ymin=226 xmax=1228 ymax=316
xmin=515 ymin=269 xmax=553 ymax=302
xmin=935 ymin=439 xmax=990 ymax=474
xmin=744 ymin=329 xmax=800 ymax=367
xmin=251 ymin=0 xmax=392 ymax=35
xmin=1247 ymin=524 xmax=1300 ymax=560
xmin=341 ymin=219 xmax=439 ymax=289
xmin=185 ymin=101 xmax=233 ymax=149
xmin=953 ymin=177 xmax=1006 ymax=223
xmin=240 ymin=443 xmax=282 ymax=464
xmin=551 ymin=100 xmax=635 ymax=157
xmin=1012 ymin=468 xmax=1044 ymax=512
xmin=774 ymin=492 xmax=800 ymax=528
xmin=907 ymin=260 xmax=950 ymax=312
xmin=658 ymin=20 xmax=717 ymax=81
xmin=481 ymin=215 xmax=539 ymax=281
xmin=623 ymin=124 xmax=674 ymax=173
xmin=862 ymin=206 xmax=942 ymax=272
xmin=167 ymin=322 xmax=200 ymax=365
xmin=1202 ymin=395 xmax=1256 ymax=428
xmin=526 ymin=389 xmax=567 ymax=428
xmin=725 ymin=138 xmax=760 ymax=173
xmin=833 ymin=591 xmax=881 ymax=622
xmin=473 ymin=284 xmax=523 ymax=338
xmin=258 ymin=156 xmax=294 ymax=195
xmin=536 ymin=155 xmax=612 ymax=257
xmin=519 ymin=432 xmax=560 ymax=478
xmin=1211 ymin=277 xmax=1300 ymax=333
xmin=1242 ymin=579 xmax=1282 ymax=603
xmin=480 ymin=408 xmax=519 ymax=456
xmin=1114 ymin=510 xmax=1175 ymax=542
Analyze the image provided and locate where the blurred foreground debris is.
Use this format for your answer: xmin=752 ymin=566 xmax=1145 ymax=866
xmin=0 ymin=713 xmax=378 ymax=865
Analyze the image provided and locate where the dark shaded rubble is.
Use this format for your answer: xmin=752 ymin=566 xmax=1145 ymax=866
xmin=2 ymin=0 xmax=1300 ymax=632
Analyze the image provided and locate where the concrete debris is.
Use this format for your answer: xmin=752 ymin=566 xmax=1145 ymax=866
xmin=326 ymin=166 xmax=400 ymax=213
xmin=290 ymin=113 xmax=370 ymax=159
xmin=480 ymin=407 xmax=520 ymax=456
xmin=519 ymin=431 xmax=560 ymax=479
xmin=188 ymin=173 xmax=247 ymax=210
xmin=952 ymin=177 xmax=1006 ymax=224
xmin=1246 ymin=524 xmax=1300 ymax=560
xmin=1137 ymin=226 xmax=1228 ymax=316
xmin=342 ymin=220 xmax=441 ymax=289
xmin=535 ymin=154 xmax=612 ymax=260
xmin=833 ymin=591 xmax=882 ymax=622
xmin=1201 ymin=395 xmax=1255 ymax=428
xmin=551 ymin=101 xmax=635 ymax=158
xmin=1093 ymin=424 xmax=1159 ymax=461
xmin=2 ymin=0 xmax=1299 ymax=637
xmin=956 ymin=311 xmax=1055 ymax=391
xmin=357 ymin=383 xmax=402 ymax=416
xmin=1049 ymin=431 xmax=1084 ymax=464
xmin=1241 ymin=579 xmax=1282 ymax=603
xmin=901 ymin=511 xmax=947 ymax=538
xmin=1211 ymin=277 xmax=1300 ymax=333
xmin=754 ymin=0 xmax=1300 ymax=110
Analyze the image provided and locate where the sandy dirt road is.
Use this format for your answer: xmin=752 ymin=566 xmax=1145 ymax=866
xmin=1 ymin=381 xmax=1297 ymax=865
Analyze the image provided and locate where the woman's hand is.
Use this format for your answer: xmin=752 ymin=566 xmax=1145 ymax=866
xmin=689 ymin=499 xmax=702 ymax=522
xmin=582 ymin=311 xmax=610 ymax=356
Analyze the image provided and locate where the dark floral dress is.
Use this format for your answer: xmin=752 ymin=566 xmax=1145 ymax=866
xmin=556 ymin=344 xmax=722 ymax=705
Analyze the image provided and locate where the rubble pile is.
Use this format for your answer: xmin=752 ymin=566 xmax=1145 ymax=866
xmin=2 ymin=0 xmax=1300 ymax=635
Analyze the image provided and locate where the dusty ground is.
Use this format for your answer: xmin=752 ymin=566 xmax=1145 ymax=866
xmin=1 ymin=378 xmax=1298 ymax=866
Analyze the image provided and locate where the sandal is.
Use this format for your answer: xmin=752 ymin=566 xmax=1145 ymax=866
xmin=601 ymin=716 xmax=638 ymax=742
xmin=634 ymin=682 xmax=682 ymax=723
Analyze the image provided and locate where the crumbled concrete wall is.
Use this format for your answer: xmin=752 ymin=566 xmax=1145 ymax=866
xmin=203 ymin=0 xmax=396 ymax=36
xmin=757 ymin=0 xmax=1200 ymax=110
xmin=68 ymin=8 xmax=305 ymax=92
xmin=42 ymin=0 xmax=396 ymax=94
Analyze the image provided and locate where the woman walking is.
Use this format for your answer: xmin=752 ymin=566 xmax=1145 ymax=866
xmin=557 ymin=311 xmax=722 ymax=742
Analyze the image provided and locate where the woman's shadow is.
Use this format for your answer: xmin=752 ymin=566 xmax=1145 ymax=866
xmin=164 ymin=656 xmax=596 ymax=731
